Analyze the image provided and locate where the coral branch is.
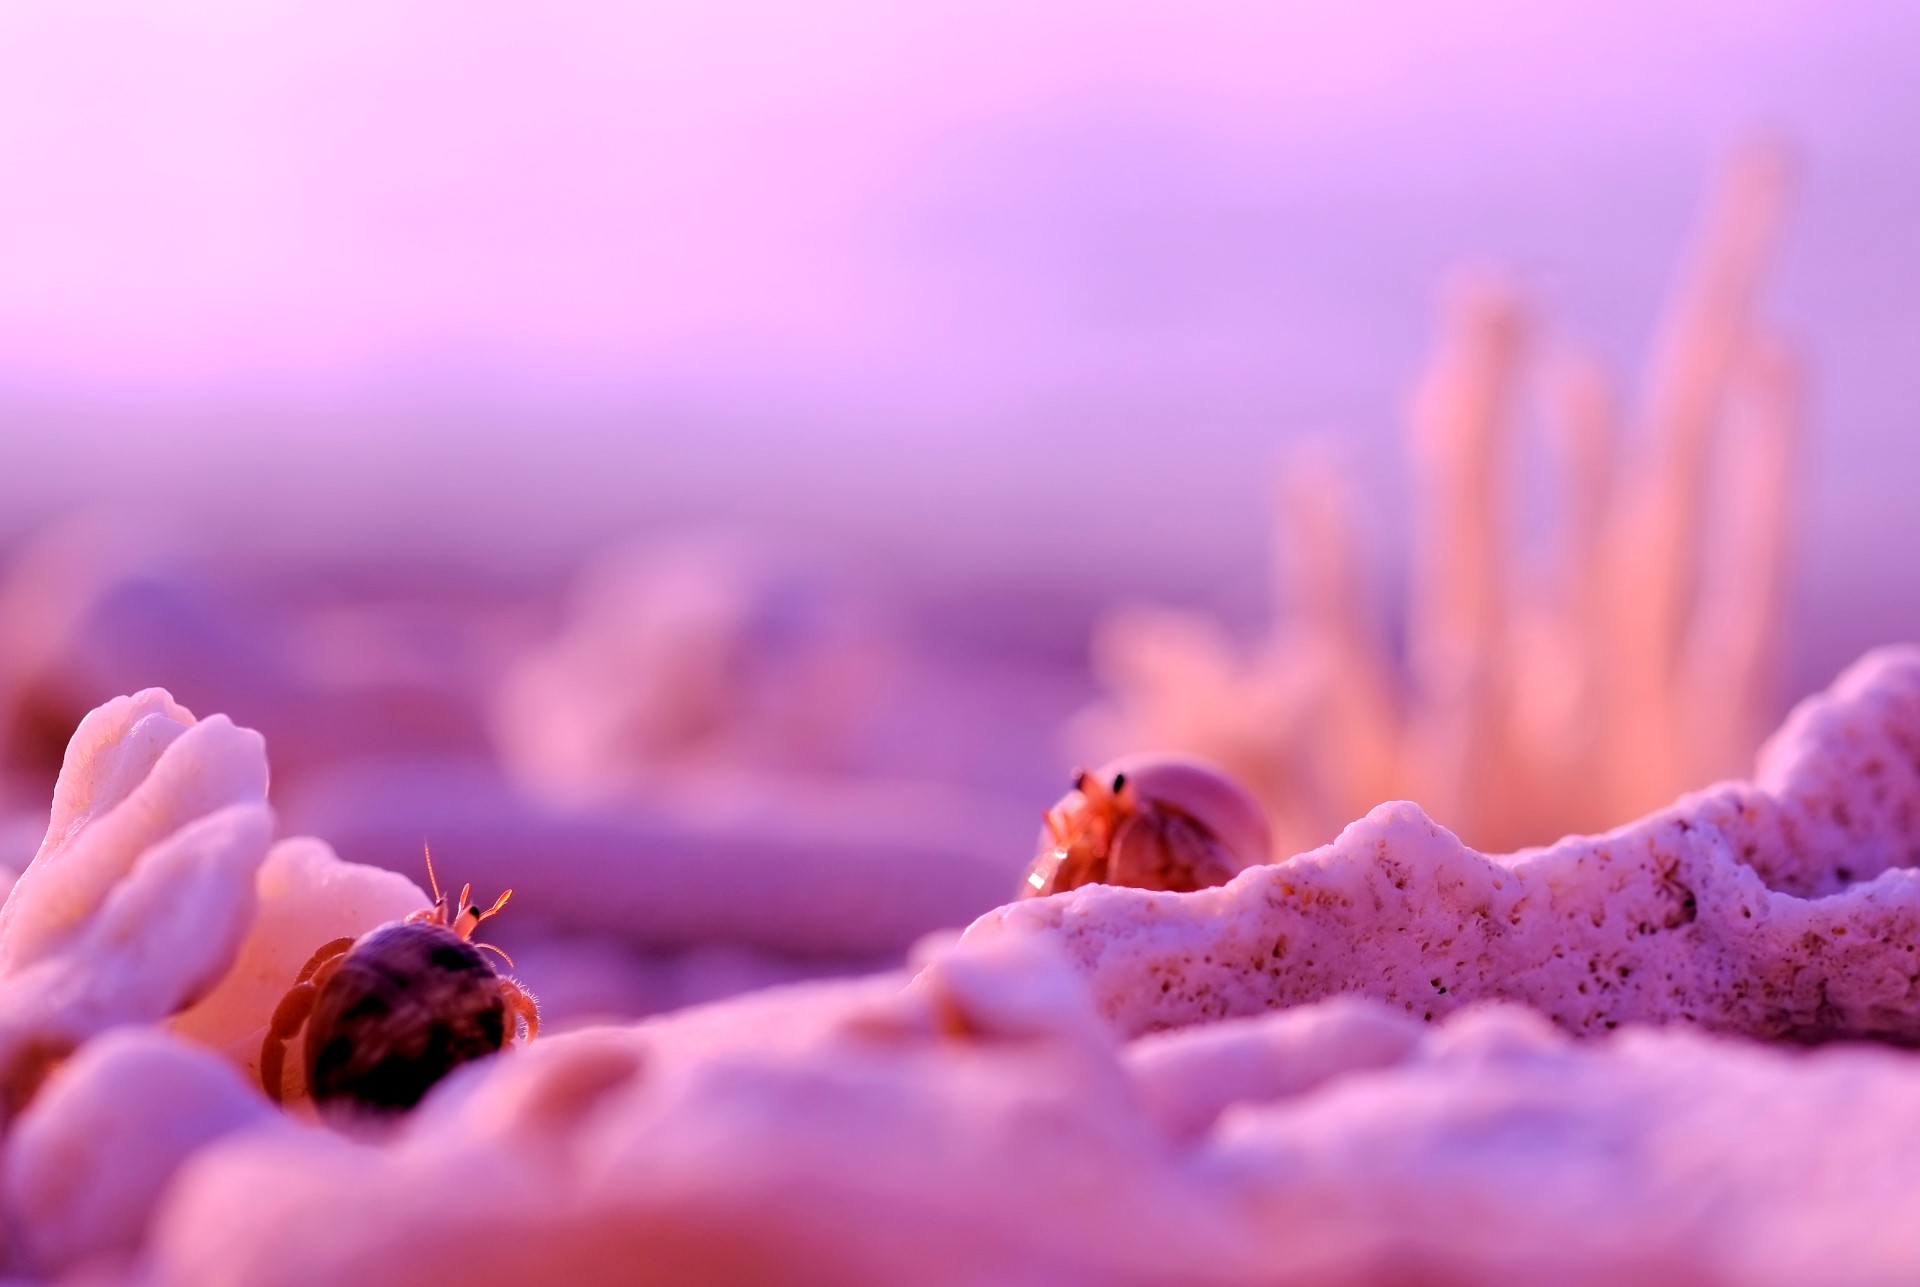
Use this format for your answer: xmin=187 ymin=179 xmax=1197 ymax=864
xmin=1075 ymin=146 xmax=1802 ymax=856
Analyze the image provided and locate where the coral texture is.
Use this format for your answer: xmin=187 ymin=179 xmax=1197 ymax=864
xmin=970 ymin=646 xmax=1920 ymax=1042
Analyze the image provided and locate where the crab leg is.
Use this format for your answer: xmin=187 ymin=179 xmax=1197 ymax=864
xmin=259 ymin=942 xmax=352 ymax=1102
xmin=498 ymin=978 xmax=541 ymax=1045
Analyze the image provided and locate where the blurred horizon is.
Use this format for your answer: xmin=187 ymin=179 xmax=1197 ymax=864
xmin=3 ymin=0 xmax=1918 ymax=692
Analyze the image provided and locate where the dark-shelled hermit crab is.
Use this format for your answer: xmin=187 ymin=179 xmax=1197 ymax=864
xmin=260 ymin=848 xmax=539 ymax=1117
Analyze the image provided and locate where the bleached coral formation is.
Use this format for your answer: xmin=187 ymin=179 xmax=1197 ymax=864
xmin=0 ymin=691 xmax=272 ymax=1114
xmin=0 ymin=688 xmax=423 ymax=1116
xmin=1138 ymin=997 xmax=1920 ymax=1286
xmin=971 ymin=646 xmax=1920 ymax=1043
xmin=1074 ymin=144 xmax=1801 ymax=857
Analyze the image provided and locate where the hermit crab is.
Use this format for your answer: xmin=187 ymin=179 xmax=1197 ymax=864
xmin=1022 ymin=754 xmax=1271 ymax=898
xmin=260 ymin=848 xmax=539 ymax=1116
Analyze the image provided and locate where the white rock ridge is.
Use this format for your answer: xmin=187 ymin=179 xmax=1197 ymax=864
xmin=966 ymin=646 xmax=1920 ymax=1043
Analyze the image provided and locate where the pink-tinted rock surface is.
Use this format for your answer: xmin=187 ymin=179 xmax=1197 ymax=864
xmin=132 ymin=937 xmax=1920 ymax=1287
xmin=3 ymin=1029 xmax=293 ymax=1278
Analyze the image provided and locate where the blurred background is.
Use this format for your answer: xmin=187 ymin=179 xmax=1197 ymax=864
xmin=0 ymin=0 xmax=1915 ymax=1022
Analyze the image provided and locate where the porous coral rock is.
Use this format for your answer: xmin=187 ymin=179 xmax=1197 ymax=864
xmin=969 ymin=646 xmax=1920 ymax=1043
xmin=1198 ymin=1006 xmax=1920 ymax=1287
xmin=1191 ymin=1002 xmax=1920 ymax=1286
xmin=0 ymin=687 xmax=425 ymax=1117
xmin=0 ymin=690 xmax=272 ymax=1113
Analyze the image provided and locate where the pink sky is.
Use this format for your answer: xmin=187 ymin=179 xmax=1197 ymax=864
xmin=0 ymin=2 xmax=1915 ymax=687
xmin=0 ymin=1 xmax=1906 ymax=404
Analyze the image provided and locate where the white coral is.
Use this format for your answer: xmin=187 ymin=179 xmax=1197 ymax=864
xmin=0 ymin=690 xmax=446 ymax=1276
xmin=0 ymin=690 xmax=272 ymax=1113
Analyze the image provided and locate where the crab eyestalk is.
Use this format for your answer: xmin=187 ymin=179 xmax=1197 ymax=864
xmin=1021 ymin=754 xmax=1272 ymax=898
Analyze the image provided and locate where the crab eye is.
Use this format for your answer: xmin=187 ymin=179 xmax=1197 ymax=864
xmin=1111 ymin=772 xmax=1128 ymax=792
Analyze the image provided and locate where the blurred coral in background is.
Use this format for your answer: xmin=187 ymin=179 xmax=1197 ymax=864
xmin=1076 ymin=146 xmax=1801 ymax=856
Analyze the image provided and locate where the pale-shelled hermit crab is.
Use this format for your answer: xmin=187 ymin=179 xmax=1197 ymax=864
xmin=1022 ymin=753 xmax=1271 ymax=898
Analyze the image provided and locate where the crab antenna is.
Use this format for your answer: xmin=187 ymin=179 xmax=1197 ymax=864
xmin=475 ymin=940 xmax=516 ymax=969
xmin=479 ymin=888 xmax=513 ymax=920
xmin=458 ymin=882 xmax=473 ymax=915
xmin=423 ymin=843 xmax=444 ymax=905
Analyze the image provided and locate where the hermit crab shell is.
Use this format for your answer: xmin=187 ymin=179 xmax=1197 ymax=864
xmin=303 ymin=923 xmax=509 ymax=1116
xmin=1022 ymin=754 xmax=1271 ymax=898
